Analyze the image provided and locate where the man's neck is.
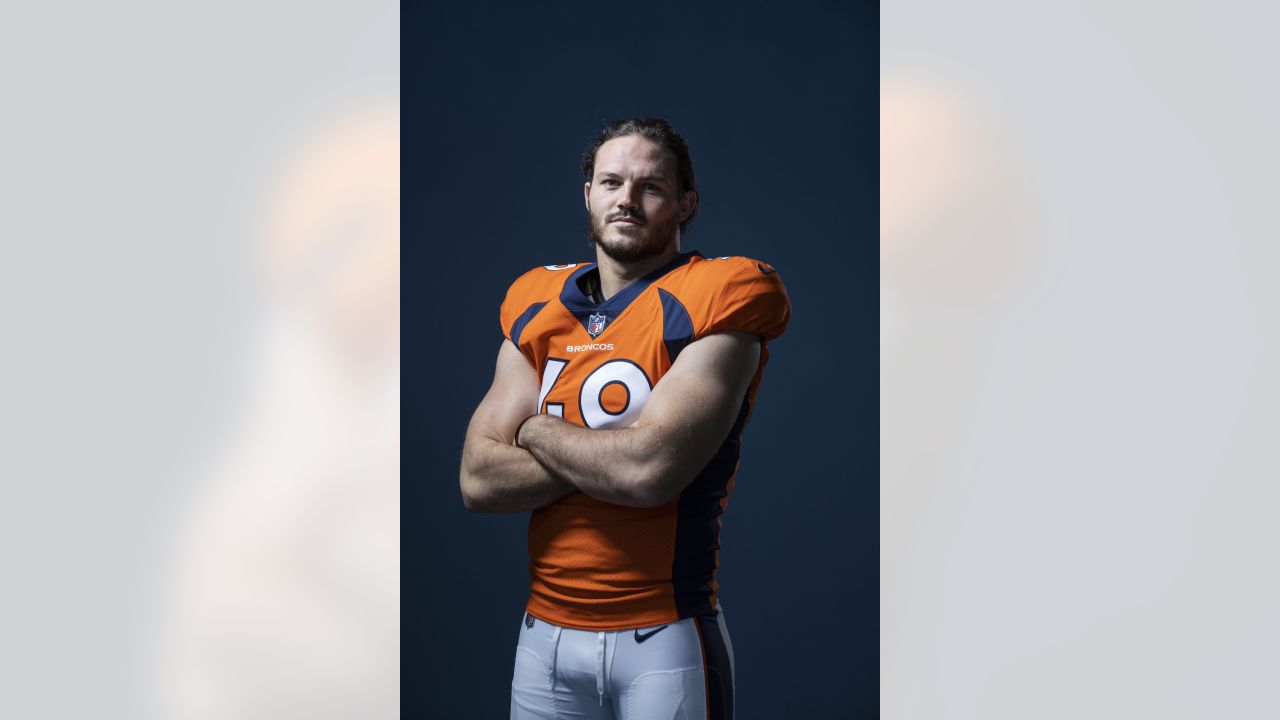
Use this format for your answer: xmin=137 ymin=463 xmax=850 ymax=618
xmin=594 ymin=245 xmax=682 ymax=301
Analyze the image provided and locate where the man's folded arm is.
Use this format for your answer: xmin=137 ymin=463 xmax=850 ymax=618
xmin=516 ymin=331 xmax=761 ymax=508
xmin=458 ymin=340 xmax=577 ymax=513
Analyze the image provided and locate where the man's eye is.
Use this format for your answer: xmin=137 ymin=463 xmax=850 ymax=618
xmin=601 ymin=179 xmax=620 ymax=187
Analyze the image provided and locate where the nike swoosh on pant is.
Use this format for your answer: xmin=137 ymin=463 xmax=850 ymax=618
xmin=634 ymin=625 xmax=669 ymax=643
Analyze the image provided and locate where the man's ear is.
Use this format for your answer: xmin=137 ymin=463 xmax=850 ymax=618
xmin=678 ymin=190 xmax=698 ymax=222
xmin=583 ymin=182 xmax=592 ymax=211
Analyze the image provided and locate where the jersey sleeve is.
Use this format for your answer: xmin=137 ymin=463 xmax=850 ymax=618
xmin=498 ymin=263 xmax=582 ymax=344
xmin=499 ymin=269 xmax=542 ymax=344
xmin=499 ymin=275 xmax=527 ymax=342
xmin=700 ymin=258 xmax=791 ymax=340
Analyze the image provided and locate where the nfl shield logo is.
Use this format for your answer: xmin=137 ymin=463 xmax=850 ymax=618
xmin=587 ymin=312 xmax=607 ymax=337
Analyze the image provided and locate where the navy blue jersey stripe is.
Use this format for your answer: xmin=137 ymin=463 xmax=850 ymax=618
xmin=559 ymin=251 xmax=701 ymax=337
xmin=671 ymin=394 xmax=751 ymax=618
xmin=657 ymin=287 xmax=694 ymax=364
xmin=508 ymin=301 xmax=547 ymax=345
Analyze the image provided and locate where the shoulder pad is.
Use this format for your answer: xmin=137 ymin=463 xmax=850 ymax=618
xmin=665 ymin=255 xmax=790 ymax=341
xmin=498 ymin=263 xmax=586 ymax=343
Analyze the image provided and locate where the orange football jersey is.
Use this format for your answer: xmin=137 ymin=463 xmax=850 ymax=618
xmin=498 ymin=251 xmax=790 ymax=630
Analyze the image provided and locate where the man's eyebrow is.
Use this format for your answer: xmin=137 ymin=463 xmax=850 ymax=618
xmin=594 ymin=171 xmax=672 ymax=183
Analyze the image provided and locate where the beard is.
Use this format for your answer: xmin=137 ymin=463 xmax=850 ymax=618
xmin=588 ymin=209 xmax=679 ymax=264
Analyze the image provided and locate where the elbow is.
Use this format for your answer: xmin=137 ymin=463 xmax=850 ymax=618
xmin=458 ymin=468 xmax=492 ymax=513
xmin=461 ymin=485 xmax=491 ymax=513
xmin=460 ymin=486 xmax=484 ymax=512
xmin=626 ymin=463 xmax=688 ymax=508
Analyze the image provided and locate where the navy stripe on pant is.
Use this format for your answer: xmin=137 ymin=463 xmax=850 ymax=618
xmin=696 ymin=612 xmax=734 ymax=719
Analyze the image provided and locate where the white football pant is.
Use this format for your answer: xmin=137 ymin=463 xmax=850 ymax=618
xmin=510 ymin=603 xmax=735 ymax=719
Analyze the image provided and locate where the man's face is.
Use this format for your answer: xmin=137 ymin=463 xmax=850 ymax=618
xmin=584 ymin=135 xmax=694 ymax=264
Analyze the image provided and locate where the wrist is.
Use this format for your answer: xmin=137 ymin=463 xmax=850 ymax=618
xmin=513 ymin=413 xmax=541 ymax=448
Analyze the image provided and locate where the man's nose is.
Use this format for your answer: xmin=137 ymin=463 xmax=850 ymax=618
xmin=616 ymin=182 xmax=640 ymax=209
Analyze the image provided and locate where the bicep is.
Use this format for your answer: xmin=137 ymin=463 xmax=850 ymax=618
xmin=466 ymin=340 xmax=541 ymax=445
xmin=636 ymin=331 xmax=761 ymax=451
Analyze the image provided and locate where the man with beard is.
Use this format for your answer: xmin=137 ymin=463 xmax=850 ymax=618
xmin=460 ymin=117 xmax=790 ymax=720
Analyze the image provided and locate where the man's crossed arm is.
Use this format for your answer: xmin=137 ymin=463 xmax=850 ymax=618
xmin=459 ymin=332 xmax=761 ymax=512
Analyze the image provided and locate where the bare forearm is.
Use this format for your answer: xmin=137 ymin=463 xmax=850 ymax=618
xmin=460 ymin=438 xmax=577 ymax=513
xmin=500 ymin=333 xmax=760 ymax=509
xmin=517 ymin=415 xmax=674 ymax=507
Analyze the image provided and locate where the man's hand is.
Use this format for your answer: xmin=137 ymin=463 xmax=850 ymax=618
xmin=516 ymin=331 xmax=761 ymax=507
xmin=458 ymin=340 xmax=577 ymax=512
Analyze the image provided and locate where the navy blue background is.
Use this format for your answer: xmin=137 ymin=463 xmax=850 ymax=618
xmin=408 ymin=2 xmax=877 ymax=716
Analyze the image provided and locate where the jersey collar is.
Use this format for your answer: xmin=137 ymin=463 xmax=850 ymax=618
xmin=560 ymin=250 xmax=701 ymax=337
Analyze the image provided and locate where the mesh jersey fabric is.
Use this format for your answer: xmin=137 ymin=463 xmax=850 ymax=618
xmin=499 ymin=251 xmax=790 ymax=630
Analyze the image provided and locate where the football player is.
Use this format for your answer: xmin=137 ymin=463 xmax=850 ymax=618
xmin=460 ymin=117 xmax=790 ymax=719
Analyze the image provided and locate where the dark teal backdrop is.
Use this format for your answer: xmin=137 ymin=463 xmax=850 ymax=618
xmin=408 ymin=1 xmax=878 ymax=716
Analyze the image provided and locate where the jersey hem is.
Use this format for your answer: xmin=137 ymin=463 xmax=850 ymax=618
xmin=523 ymin=601 xmax=715 ymax=632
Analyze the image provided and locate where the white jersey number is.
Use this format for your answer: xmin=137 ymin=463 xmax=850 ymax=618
xmin=537 ymin=358 xmax=653 ymax=429
xmin=536 ymin=358 xmax=568 ymax=418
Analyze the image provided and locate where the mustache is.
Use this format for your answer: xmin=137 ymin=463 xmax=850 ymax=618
xmin=607 ymin=210 xmax=646 ymax=223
